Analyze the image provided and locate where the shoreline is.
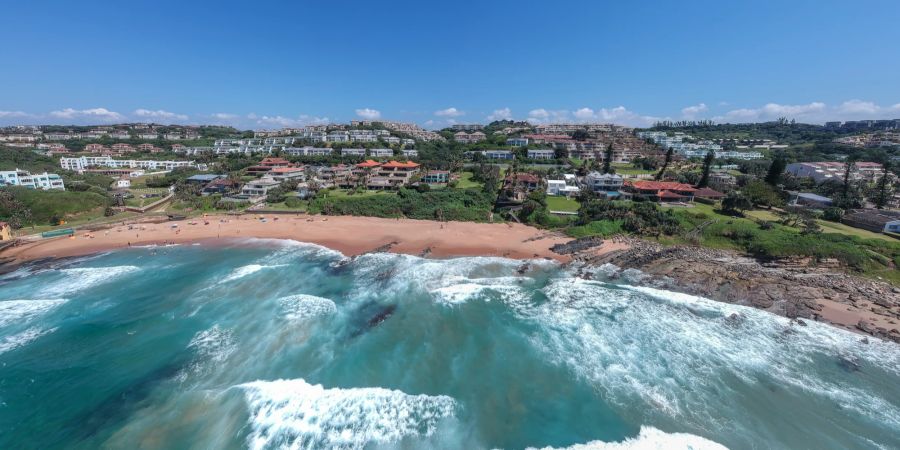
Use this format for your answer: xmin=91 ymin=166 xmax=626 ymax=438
xmin=1 ymin=214 xmax=595 ymax=265
xmin=4 ymin=214 xmax=896 ymax=343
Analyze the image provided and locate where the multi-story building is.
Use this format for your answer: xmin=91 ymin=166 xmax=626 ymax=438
xmin=584 ymin=172 xmax=624 ymax=194
xmin=507 ymin=137 xmax=529 ymax=147
xmin=451 ymin=124 xmax=483 ymax=131
xmin=60 ymin=156 xmax=195 ymax=172
xmin=401 ymin=149 xmax=418 ymax=158
xmin=369 ymin=148 xmax=394 ymax=158
xmin=527 ymin=149 xmax=555 ymax=159
xmin=785 ymin=161 xmax=885 ymax=184
xmin=454 ymin=131 xmax=486 ymax=144
xmin=341 ymin=148 xmax=366 ymax=157
xmin=284 ymin=146 xmax=333 ymax=157
xmin=0 ymin=169 xmax=66 ymax=190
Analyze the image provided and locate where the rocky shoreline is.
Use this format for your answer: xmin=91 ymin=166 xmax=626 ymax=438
xmin=562 ymin=236 xmax=900 ymax=343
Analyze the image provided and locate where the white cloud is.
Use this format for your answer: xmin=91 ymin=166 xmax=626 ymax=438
xmin=434 ymin=107 xmax=464 ymax=117
xmin=487 ymin=107 xmax=513 ymax=121
xmin=711 ymin=100 xmax=900 ymax=123
xmin=255 ymin=115 xmax=329 ymax=128
xmin=133 ymin=108 xmax=189 ymax=122
xmin=0 ymin=110 xmax=31 ymax=118
xmin=680 ymin=103 xmax=708 ymax=119
xmin=355 ymin=108 xmax=381 ymax=120
xmin=49 ymin=107 xmax=125 ymax=123
xmin=573 ymin=107 xmax=596 ymax=120
xmin=526 ymin=106 xmax=660 ymax=127
xmin=211 ymin=113 xmax=238 ymax=120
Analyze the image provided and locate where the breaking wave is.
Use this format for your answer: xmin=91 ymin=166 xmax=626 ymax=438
xmin=39 ymin=265 xmax=139 ymax=297
xmin=236 ymin=378 xmax=457 ymax=450
xmin=0 ymin=299 xmax=67 ymax=328
xmin=278 ymin=294 xmax=336 ymax=321
xmin=528 ymin=426 xmax=727 ymax=450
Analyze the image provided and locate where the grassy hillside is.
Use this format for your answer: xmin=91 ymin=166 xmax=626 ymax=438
xmin=0 ymin=187 xmax=108 ymax=225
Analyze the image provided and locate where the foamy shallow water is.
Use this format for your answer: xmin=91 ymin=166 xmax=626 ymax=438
xmin=0 ymin=239 xmax=898 ymax=449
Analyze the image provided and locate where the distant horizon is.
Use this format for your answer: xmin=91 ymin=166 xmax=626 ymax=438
xmin=2 ymin=114 xmax=900 ymax=132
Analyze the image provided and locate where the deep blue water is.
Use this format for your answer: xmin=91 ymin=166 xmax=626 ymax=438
xmin=0 ymin=239 xmax=898 ymax=449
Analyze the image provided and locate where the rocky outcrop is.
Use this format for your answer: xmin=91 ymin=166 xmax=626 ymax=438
xmin=563 ymin=236 xmax=900 ymax=343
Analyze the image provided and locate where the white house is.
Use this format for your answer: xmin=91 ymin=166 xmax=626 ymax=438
xmin=341 ymin=148 xmax=366 ymax=157
xmin=0 ymin=168 xmax=65 ymax=190
xmin=584 ymin=172 xmax=624 ymax=193
xmin=547 ymin=178 xmax=580 ymax=197
xmin=527 ymin=149 xmax=555 ymax=159
xmin=369 ymin=148 xmax=394 ymax=158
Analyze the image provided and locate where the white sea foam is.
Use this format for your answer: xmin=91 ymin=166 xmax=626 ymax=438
xmin=222 ymin=264 xmax=286 ymax=282
xmin=528 ymin=426 xmax=727 ymax=450
xmin=188 ymin=325 xmax=237 ymax=363
xmin=0 ymin=299 xmax=67 ymax=328
xmin=278 ymin=294 xmax=336 ymax=320
xmin=39 ymin=265 xmax=139 ymax=297
xmin=526 ymin=277 xmax=900 ymax=440
xmin=177 ymin=325 xmax=238 ymax=382
xmin=0 ymin=326 xmax=57 ymax=354
xmin=237 ymin=378 xmax=456 ymax=450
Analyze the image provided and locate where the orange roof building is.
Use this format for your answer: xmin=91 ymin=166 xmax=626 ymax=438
xmin=625 ymin=180 xmax=697 ymax=202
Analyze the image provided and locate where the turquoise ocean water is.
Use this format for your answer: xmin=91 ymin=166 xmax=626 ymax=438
xmin=0 ymin=239 xmax=898 ymax=449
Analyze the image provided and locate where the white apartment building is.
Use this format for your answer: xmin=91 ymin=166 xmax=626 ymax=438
xmin=341 ymin=148 xmax=366 ymax=157
xmin=60 ymin=156 xmax=195 ymax=172
xmin=284 ymin=146 xmax=334 ymax=157
xmin=0 ymin=168 xmax=65 ymax=190
xmin=786 ymin=161 xmax=885 ymax=184
xmin=369 ymin=148 xmax=394 ymax=158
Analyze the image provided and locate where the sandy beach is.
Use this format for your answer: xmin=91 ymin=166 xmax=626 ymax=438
xmin=2 ymin=214 xmax=602 ymax=263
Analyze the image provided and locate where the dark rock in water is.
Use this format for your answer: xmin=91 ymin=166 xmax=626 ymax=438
xmin=724 ymin=313 xmax=744 ymax=327
xmin=795 ymin=318 xmax=807 ymax=326
xmin=837 ymin=355 xmax=861 ymax=372
xmin=861 ymin=337 xmax=870 ymax=344
xmin=367 ymin=304 xmax=396 ymax=328
xmin=348 ymin=302 xmax=398 ymax=338
xmin=516 ymin=263 xmax=529 ymax=275
xmin=550 ymin=236 xmax=604 ymax=255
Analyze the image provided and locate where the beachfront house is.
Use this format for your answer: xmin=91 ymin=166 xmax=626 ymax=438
xmin=240 ymin=178 xmax=281 ymax=198
xmin=624 ymin=180 xmax=697 ymax=202
xmin=368 ymin=161 xmax=421 ymax=189
xmin=202 ymin=178 xmax=241 ymax=196
xmin=584 ymin=172 xmax=624 ymax=195
xmin=422 ymin=170 xmax=450 ymax=184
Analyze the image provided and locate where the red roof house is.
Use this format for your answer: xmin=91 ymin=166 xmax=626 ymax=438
xmin=625 ymin=180 xmax=697 ymax=202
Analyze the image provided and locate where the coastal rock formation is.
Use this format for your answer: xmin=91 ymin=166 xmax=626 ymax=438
xmin=565 ymin=236 xmax=900 ymax=343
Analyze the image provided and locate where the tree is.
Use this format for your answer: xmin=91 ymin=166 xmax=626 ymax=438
xmin=697 ymin=150 xmax=715 ymax=188
xmin=655 ymin=147 xmax=674 ymax=181
xmin=602 ymin=144 xmax=614 ymax=174
xmin=744 ymin=180 xmax=785 ymax=208
xmin=721 ymin=191 xmax=752 ymax=215
xmin=873 ymin=162 xmax=892 ymax=209
xmin=764 ymin=152 xmax=787 ymax=186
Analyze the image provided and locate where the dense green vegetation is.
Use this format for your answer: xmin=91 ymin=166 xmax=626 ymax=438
xmin=0 ymin=187 xmax=108 ymax=226
xmin=309 ymin=187 xmax=494 ymax=222
xmin=0 ymin=147 xmax=59 ymax=173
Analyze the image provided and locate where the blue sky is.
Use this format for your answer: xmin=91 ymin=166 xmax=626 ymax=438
xmin=1 ymin=0 xmax=899 ymax=129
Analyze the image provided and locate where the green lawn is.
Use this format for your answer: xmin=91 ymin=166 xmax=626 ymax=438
xmin=546 ymin=196 xmax=580 ymax=212
xmin=817 ymin=220 xmax=896 ymax=242
xmin=611 ymin=163 xmax=655 ymax=175
xmin=457 ymin=172 xmax=483 ymax=189
xmin=744 ymin=209 xmax=781 ymax=222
